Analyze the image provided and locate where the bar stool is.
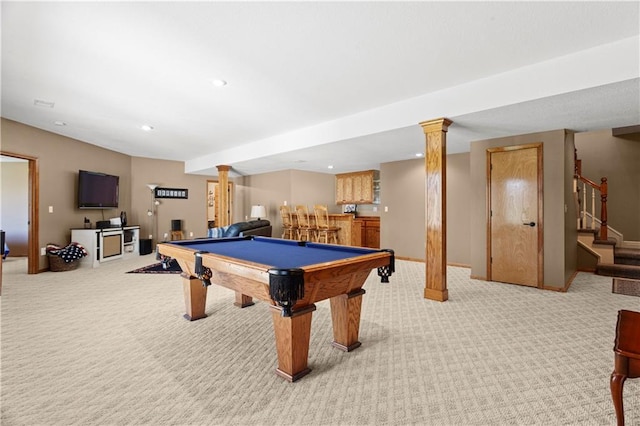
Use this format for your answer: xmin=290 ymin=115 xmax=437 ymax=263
xmin=279 ymin=205 xmax=297 ymax=240
xmin=314 ymin=204 xmax=340 ymax=244
xmin=295 ymin=205 xmax=317 ymax=242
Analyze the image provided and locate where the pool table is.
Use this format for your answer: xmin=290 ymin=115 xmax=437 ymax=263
xmin=157 ymin=236 xmax=394 ymax=382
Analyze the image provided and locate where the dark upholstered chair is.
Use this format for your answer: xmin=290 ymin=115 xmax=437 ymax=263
xmin=611 ymin=309 xmax=640 ymax=426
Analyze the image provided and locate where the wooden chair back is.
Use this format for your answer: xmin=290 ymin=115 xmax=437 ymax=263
xmin=314 ymin=204 xmax=330 ymax=229
xmin=280 ymin=205 xmax=293 ymax=228
xmin=313 ymin=204 xmax=339 ymax=244
xmin=295 ymin=205 xmax=312 ymax=228
xmin=295 ymin=205 xmax=317 ymax=241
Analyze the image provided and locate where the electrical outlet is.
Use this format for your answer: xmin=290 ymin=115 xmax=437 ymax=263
xmin=40 ymin=247 xmax=46 ymax=256
xmin=189 ymin=232 xmax=194 ymax=237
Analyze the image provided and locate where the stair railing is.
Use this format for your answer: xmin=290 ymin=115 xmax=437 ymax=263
xmin=574 ymin=154 xmax=608 ymax=241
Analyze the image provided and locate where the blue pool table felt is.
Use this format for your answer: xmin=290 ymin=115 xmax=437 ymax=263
xmin=170 ymin=237 xmax=378 ymax=270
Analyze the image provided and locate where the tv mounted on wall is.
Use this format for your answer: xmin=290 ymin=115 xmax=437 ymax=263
xmin=77 ymin=170 xmax=119 ymax=209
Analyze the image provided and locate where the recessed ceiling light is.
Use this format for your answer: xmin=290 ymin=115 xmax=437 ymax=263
xmin=328 ymin=165 xmax=334 ymax=169
xmin=415 ymin=152 xmax=424 ymax=157
xmin=53 ymin=120 xmax=66 ymax=126
xmin=141 ymin=125 xmax=154 ymax=131
xmin=212 ymin=79 xmax=228 ymax=87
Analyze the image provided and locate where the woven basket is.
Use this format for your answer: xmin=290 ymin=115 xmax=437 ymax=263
xmin=48 ymin=254 xmax=79 ymax=272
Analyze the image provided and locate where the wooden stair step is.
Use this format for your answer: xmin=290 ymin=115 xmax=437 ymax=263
xmin=614 ymin=247 xmax=640 ymax=266
xmin=596 ymin=263 xmax=640 ymax=280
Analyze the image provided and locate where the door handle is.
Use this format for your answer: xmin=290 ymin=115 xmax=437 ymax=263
xmin=522 ymin=222 xmax=536 ymax=227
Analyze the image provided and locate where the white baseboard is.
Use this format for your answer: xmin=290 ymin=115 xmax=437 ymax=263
xmin=621 ymin=240 xmax=640 ymax=249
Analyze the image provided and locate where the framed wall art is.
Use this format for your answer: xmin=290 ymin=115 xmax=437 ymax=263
xmin=155 ymin=187 xmax=189 ymax=199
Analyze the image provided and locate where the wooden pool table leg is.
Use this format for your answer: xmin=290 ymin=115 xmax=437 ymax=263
xmin=270 ymin=304 xmax=316 ymax=382
xmin=234 ymin=292 xmax=254 ymax=308
xmin=182 ymin=273 xmax=208 ymax=321
xmin=330 ymin=288 xmax=366 ymax=352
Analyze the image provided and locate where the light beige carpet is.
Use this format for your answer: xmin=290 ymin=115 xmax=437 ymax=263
xmin=1 ymin=255 xmax=639 ymax=425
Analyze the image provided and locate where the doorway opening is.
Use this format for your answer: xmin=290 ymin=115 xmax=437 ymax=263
xmin=1 ymin=151 xmax=39 ymax=274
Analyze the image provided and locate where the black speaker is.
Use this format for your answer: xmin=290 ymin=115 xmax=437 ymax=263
xmin=139 ymin=239 xmax=153 ymax=255
xmin=171 ymin=219 xmax=182 ymax=231
xmin=96 ymin=220 xmax=111 ymax=229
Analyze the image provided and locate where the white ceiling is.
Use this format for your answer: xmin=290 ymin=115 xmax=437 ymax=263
xmin=2 ymin=2 xmax=639 ymax=177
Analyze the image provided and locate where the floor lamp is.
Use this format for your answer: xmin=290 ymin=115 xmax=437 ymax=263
xmin=147 ymin=184 xmax=159 ymax=243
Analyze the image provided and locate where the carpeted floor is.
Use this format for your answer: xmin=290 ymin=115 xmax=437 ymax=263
xmin=1 ymin=256 xmax=639 ymax=425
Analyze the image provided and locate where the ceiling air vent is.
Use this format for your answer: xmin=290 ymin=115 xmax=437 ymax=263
xmin=33 ymin=99 xmax=55 ymax=108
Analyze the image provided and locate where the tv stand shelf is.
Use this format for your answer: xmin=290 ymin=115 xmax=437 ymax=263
xmin=71 ymin=226 xmax=139 ymax=268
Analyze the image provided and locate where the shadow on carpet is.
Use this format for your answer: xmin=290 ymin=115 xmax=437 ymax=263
xmin=128 ymin=260 xmax=182 ymax=274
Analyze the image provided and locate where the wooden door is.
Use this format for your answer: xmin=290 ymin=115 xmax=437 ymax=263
xmin=488 ymin=144 xmax=543 ymax=287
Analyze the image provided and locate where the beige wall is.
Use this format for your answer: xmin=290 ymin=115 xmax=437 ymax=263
xmin=290 ymin=170 xmax=338 ymax=214
xmin=379 ymin=153 xmax=470 ymax=265
xmin=241 ymin=170 xmax=291 ymax=237
xmin=130 ymin=157 xmax=215 ymax=241
xmin=2 ymin=119 xmax=132 ymax=270
xmin=575 ymin=129 xmax=640 ymax=241
xmin=470 ymin=129 xmax=575 ymax=289
xmin=380 ymin=159 xmax=425 ymax=260
xmin=446 ymin=153 xmax=471 ymax=265
xmin=0 ymin=118 xmax=217 ymax=270
xmin=243 ymin=169 xmax=336 ymax=238
xmin=1 ymin=160 xmax=29 ymax=256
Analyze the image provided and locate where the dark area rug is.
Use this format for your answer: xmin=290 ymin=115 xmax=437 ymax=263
xmin=128 ymin=260 xmax=182 ymax=274
xmin=612 ymin=278 xmax=640 ymax=297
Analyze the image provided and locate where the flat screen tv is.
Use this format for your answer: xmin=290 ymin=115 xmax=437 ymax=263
xmin=77 ymin=170 xmax=119 ymax=209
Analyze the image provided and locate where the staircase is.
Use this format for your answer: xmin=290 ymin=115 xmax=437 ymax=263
xmin=575 ymin=152 xmax=640 ymax=296
xmin=597 ymin=247 xmax=640 ymax=297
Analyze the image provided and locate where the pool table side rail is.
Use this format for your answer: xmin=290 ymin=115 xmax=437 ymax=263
xmin=158 ymin=242 xmax=392 ymax=308
xmin=158 ymin=242 xmax=271 ymax=278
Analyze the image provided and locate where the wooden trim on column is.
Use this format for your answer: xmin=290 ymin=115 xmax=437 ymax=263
xmin=419 ymin=118 xmax=452 ymax=302
xmin=216 ymin=165 xmax=231 ymax=227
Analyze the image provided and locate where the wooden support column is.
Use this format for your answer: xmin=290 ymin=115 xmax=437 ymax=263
xmin=216 ymin=165 xmax=231 ymax=227
xmin=420 ymin=118 xmax=452 ymax=302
